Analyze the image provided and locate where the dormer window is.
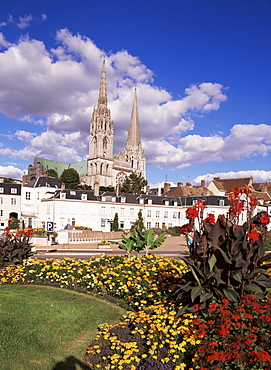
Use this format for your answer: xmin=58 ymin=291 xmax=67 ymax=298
xmin=81 ymin=194 xmax=87 ymax=201
xmin=120 ymin=196 xmax=126 ymax=203
xmin=147 ymin=199 xmax=152 ymax=205
xmin=165 ymin=200 xmax=169 ymax=206
xmin=70 ymin=191 xmax=76 ymax=196
xmin=60 ymin=193 xmax=66 ymax=199
xmin=139 ymin=198 xmax=144 ymax=204
xmin=174 ymin=201 xmax=178 ymax=207
xmin=0 ymin=188 xmax=3 ymax=193
xmin=11 ymin=188 xmax=17 ymax=194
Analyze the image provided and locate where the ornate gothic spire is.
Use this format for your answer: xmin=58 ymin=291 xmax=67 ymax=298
xmin=125 ymin=88 xmax=142 ymax=150
xmin=98 ymin=59 xmax=107 ymax=106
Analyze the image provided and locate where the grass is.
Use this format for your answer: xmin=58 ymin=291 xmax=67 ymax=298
xmin=0 ymin=284 xmax=125 ymax=370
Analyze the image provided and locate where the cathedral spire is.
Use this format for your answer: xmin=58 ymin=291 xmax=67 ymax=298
xmin=125 ymin=88 xmax=142 ymax=150
xmin=98 ymin=59 xmax=107 ymax=106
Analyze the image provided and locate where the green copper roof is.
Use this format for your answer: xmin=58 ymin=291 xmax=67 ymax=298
xmin=35 ymin=157 xmax=88 ymax=177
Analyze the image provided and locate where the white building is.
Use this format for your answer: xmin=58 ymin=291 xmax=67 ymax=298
xmin=0 ymin=183 xmax=21 ymax=231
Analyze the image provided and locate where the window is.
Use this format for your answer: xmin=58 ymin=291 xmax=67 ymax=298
xmin=164 ymin=211 xmax=168 ymax=218
xmin=60 ymin=193 xmax=66 ymax=199
xmin=148 ymin=199 xmax=152 ymax=205
xmin=101 ymin=206 xmax=106 ymax=215
xmin=37 ymin=192 xmax=40 ymax=200
xmin=174 ymin=201 xmax=178 ymax=207
xmin=192 ymin=200 xmax=198 ymax=205
xmin=0 ymin=197 xmax=3 ymax=205
xmin=155 ymin=222 xmax=159 ymax=228
xmin=165 ymin=200 xmax=169 ymax=206
xmin=173 ymin=212 xmax=177 ymax=218
xmin=168 ymin=223 xmax=172 ymax=228
xmin=81 ymin=194 xmax=87 ymax=201
xmin=120 ymin=207 xmax=125 ymax=216
xmin=101 ymin=219 xmax=106 ymax=228
xmin=47 ymin=204 xmax=50 ymax=213
xmin=26 ymin=192 xmax=31 ymax=200
xmin=60 ymin=204 xmax=65 ymax=213
xmin=139 ymin=198 xmax=144 ymax=204
xmin=0 ymin=188 xmax=3 ymax=193
xmin=146 ymin=222 xmax=151 ymax=229
xmin=11 ymin=198 xmax=16 ymax=205
xmin=156 ymin=210 xmax=160 ymax=218
xmin=70 ymin=191 xmax=76 ymax=195
xmin=219 ymin=199 xmax=225 ymax=206
xmin=110 ymin=207 xmax=115 ymax=216
xmin=130 ymin=208 xmax=134 ymax=217
xmin=147 ymin=210 xmax=152 ymax=217
xmin=0 ymin=210 xmax=3 ymax=217
xmin=11 ymin=188 xmax=17 ymax=194
xmin=120 ymin=196 xmax=126 ymax=203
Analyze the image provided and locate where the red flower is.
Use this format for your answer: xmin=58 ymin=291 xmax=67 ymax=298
xmin=204 ymin=213 xmax=215 ymax=224
xmin=259 ymin=213 xmax=271 ymax=225
xmin=249 ymin=197 xmax=258 ymax=208
xmin=178 ymin=223 xmax=192 ymax=234
xmin=5 ymin=226 xmax=10 ymax=232
xmin=218 ymin=214 xmax=224 ymax=220
xmin=186 ymin=207 xmax=198 ymax=220
xmin=248 ymin=229 xmax=260 ymax=243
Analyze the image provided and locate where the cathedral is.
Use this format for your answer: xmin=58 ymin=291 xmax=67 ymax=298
xmin=23 ymin=61 xmax=146 ymax=188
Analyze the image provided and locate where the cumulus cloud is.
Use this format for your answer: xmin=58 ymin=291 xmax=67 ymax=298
xmin=0 ymin=165 xmax=23 ymax=179
xmin=0 ymin=27 xmax=270 ymax=179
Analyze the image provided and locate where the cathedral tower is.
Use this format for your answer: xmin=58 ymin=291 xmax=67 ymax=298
xmin=87 ymin=60 xmax=114 ymax=187
xmin=117 ymin=88 xmax=146 ymax=180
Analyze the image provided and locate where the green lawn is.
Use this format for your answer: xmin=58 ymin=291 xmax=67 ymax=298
xmin=0 ymin=285 xmax=125 ymax=370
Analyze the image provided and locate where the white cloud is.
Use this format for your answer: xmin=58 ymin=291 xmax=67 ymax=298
xmin=0 ymin=27 xmax=270 ymax=177
xmin=193 ymin=170 xmax=271 ymax=186
xmin=0 ymin=165 xmax=23 ymax=179
xmin=17 ymin=15 xmax=33 ymax=29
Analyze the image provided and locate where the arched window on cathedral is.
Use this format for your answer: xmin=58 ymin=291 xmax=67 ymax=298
xmin=106 ymin=164 xmax=109 ymax=175
xmin=100 ymin=163 xmax=103 ymax=175
xmin=93 ymin=136 xmax=97 ymax=157
xmin=103 ymin=137 xmax=108 ymax=157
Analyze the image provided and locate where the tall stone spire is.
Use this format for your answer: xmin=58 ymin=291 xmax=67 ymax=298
xmin=125 ymin=88 xmax=142 ymax=150
xmin=98 ymin=59 xmax=107 ymax=106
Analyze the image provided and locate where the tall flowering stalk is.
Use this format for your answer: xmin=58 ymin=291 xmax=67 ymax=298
xmin=177 ymin=186 xmax=271 ymax=314
xmin=0 ymin=227 xmax=34 ymax=268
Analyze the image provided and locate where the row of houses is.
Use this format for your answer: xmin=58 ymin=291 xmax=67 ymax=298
xmin=1 ymin=176 xmax=271 ymax=233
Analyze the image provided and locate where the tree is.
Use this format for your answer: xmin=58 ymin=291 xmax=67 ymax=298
xmin=46 ymin=169 xmax=59 ymax=180
xmin=119 ymin=173 xmax=147 ymax=194
xmin=133 ymin=209 xmax=145 ymax=232
xmin=112 ymin=213 xmax=119 ymax=231
xmin=60 ymin=168 xmax=80 ymax=189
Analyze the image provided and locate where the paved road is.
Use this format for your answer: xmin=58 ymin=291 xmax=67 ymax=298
xmin=34 ymin=235 xmax=189 ymax=260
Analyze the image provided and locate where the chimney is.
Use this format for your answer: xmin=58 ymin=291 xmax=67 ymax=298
xmin=61 ymin=182 xmax=65 ymax=189
xmin=201 ymin=180 xmax=205 ymax=188
xmin=94 ymin=181 xmax=100 ymax=197
xmin=164 ymin=182 xmax=171 ymax=194
xmin=177 ymin=182 xmax=183 ymax=188
xmin=186 ymin=182 xmax=191 ymax=187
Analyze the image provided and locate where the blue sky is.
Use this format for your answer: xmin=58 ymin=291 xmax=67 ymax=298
xmin=0 ymin=0 xmax=270 ymax=186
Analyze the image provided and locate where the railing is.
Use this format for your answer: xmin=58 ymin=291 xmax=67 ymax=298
xmin=68 ymin=230 xmax=123 ymax=243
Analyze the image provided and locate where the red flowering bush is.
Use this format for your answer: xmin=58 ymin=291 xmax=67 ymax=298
xmin=0 ymin=227 xmax=34 ymax=267
xmin=186 ymin=295 xmax=271 ymax=369
xmin=177 ymin=186 xmax=271 ymax=313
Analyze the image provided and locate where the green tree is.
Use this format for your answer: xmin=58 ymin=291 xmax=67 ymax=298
xmin=46 ymin=169 xmax=59 ymax=180
xmin=60 ymin=168 xmax=80 ymax=189
xmin=112 ymin=213 xmax=119 ymax=231
xmin=133 ymin=209 xmax=145 ymax=232
xmin=119 ymin=173 xmax=147 ymax=194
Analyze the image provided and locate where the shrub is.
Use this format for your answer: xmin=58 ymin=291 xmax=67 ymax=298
xmin=177 ymin=186 xmax=271 ymax=313
xmin=0 ymin=227 xmax=34 ymax=268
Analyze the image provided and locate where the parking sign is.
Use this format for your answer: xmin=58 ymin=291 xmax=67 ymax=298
xmin=46 ymin=221 xmax=54 ymax=232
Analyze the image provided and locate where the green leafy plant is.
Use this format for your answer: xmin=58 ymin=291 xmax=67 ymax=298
xmin=111 ymin=227 xmax=166 ymax=259
xmin=0 ymin=227 xmax=35 ymax=267
xmin=177 ymin=186 xmax=271 ymax=314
